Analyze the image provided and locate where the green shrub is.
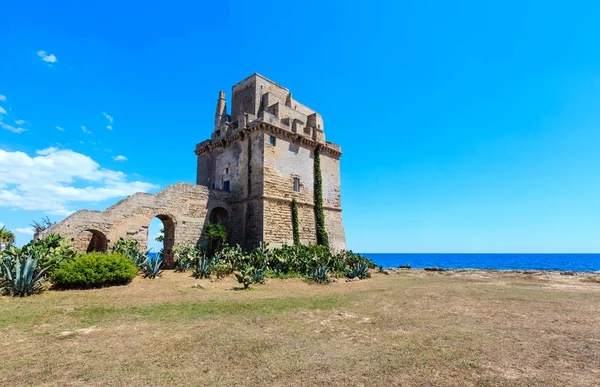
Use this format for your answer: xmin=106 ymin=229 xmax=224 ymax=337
xmin=1 ymin=254 xmax=50 ymax=297
xmin=173 ymin=243 xmax=202 ymax=272
xmin=202 ymin=222 xmax=227 ymax=258
xmin=50 ymin=252 xmax=138 ymax=289
xmin=235 ymin=265 xmax=255 ymax=289
xmin=3 ymin=233 xmax=76 ymax=276
xmin=110 ymin=237 xmax=145 ymax=266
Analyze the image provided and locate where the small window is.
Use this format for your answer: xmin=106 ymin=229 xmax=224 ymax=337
xmin=293 ymin=177 xmax=300 ymax=192
xmin=215 ymin=130 xmax=221 ymax=137
xmin=223 ymin=180 xmax=231 ymax=192
xmin=269 ymin=136 xmax=276 ymax=146
xmin=224 ymin=167 xmax=229 ymax=175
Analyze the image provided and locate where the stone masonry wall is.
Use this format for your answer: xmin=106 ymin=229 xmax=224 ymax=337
xmin=40 ymin=183 xmax=232 ymax=266
xmin=261 ymin=130 xmax=346 ymax=250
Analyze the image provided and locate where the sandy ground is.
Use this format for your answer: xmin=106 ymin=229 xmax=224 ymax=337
xmin=1 ymin=269 xmax=599 ymax=386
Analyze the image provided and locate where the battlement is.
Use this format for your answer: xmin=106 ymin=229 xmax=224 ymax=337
xmin=208 ymin=73 xmax=329 ymax=147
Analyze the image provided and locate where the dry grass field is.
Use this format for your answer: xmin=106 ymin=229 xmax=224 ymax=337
xmin=1 ymin=269 xmax=599 ymax=386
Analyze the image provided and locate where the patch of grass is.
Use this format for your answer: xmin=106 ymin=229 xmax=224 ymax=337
xmin=1 ymin=270 xmax=599 ymax=386
xmin=71 ymin=295 xmax=348 ymax=325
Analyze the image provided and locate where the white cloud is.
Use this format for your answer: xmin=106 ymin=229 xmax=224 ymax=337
xmin=0 ymin=221 xmax=4 ymax=228
xmin=112 ymin=155 xmax=127 ymax=161
xmin=56 ymin=126 xmax=65 ymax=131
xmin=102 ymin=112 xmax=114 ymax=123
xmin=0 ymin=121 xmax=26 ymax=134
xmin=0 ymin=107 xmax=6 ymax=115
xmin=106 ymin=125 xmax=113 ymax=130
xmin=15 ymin=119 xmax=26 ymax=125
xmin=37 ymin=50 xmax=57 ymax=63
xmin=37 ymin=147 xmax=58 ymax=156
xmin=81 ymin=125 xmax=92 ymax=134
xmin=0 ymin=148 xmax=158 ymax=216
xmin=15 ymin=227 xmax=35 ymax=235
xmin=0 ymin=95 xmax=6 ymax=102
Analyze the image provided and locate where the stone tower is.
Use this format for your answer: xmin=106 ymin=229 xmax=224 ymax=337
xmin=195 ymin=73 xmax=346 ymax=251
xmin=39 ymin=73 xmax=346 ymax=264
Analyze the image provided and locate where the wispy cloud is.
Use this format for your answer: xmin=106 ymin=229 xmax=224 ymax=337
xmin=102 ymin=112 xmax=114 ymax=130
xmin=37 ymin=50 xmax=58 ymax=64
xmin=15 ymin=227 xmax=35 ymax=235
xmin=0 ymin=107 xmax=6 ymax=115
xmin=0 ymin=122 xmax=26 ymax=134
xmin=0 ymin=147 xmax=158 ymax=216
xmin=81 ymin=125 xmax=92 ymax=134
xmin=102 ymin=112 xmax=114 ymax=123
xmin=56 ymin=126 xmax=65 ymax=131
xmin=0 ymin=95 xmax=6 ymax=102
xmin=15 ymin=119 xmax=26 ymax=125
xmin=112 ymin=155 xmax=127 ymax=162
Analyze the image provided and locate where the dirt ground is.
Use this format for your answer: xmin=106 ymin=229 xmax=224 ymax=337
xmin=1 ymin=269 xmax=599 ymax=386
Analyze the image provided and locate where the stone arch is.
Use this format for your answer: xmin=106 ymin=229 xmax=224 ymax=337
xmin=84 ymin=229 xmax=108 ymax=253
xmin=149 ymin=213 xmax=176 ymax=267
xmin=208 ymin=206 xmax=229 ymax=227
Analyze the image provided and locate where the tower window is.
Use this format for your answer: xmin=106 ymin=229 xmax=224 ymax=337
xmin=215 ymin=130 xmax=221 ymax=137
xmin=224 ymin=167 xmax=229 ymax=175
xmin=293 ymin=177 xmax=300 ymax=192
xmin=223 ymin=180 xmax=231 ymax=192
xmin=269 ymin=136 xmax=276 ymax=146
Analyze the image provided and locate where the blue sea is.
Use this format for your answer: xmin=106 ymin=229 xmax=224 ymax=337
xmin=363 ymin=253 xmax=600 ymax=272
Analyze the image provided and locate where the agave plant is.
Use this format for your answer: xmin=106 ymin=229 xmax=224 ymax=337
xmin=253 ymin=266 xmax=265 ymax=284
xmin=0 ymin=255 xmax=50 ymax=297
xmin=307 ymin=264 xmax=329 ymax=284
xmin=140 ymin=253 xmax=164 ymax=279
xmin=234 ymin=265 xmax=255 ymax=289
xmin=346 ymin=261 xmax=371 ymax=279
xmin=193 ymin=254 xmax=211 ymax=279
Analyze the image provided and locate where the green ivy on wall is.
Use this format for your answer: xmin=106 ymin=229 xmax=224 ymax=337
xmin=291 ymin=198 xmax=300 ymax=245
xmin=313 ymin=148 xmax=330 ymax=248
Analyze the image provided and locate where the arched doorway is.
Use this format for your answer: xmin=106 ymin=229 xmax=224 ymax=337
xmin=209 ymin=207 xmax=229 ymax=227
xmin=147 ymin=214 xmax=176 ymax=268
xmin=84 ymin=229 xmax=108 ymax=253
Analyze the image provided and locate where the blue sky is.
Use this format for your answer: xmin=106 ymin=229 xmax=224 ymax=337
xmin=1 ymin=0 xmax=600 ymax=252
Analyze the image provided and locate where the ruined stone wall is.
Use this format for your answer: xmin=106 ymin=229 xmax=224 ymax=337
xmin=39 ymin=183 xmax=232 ymax=265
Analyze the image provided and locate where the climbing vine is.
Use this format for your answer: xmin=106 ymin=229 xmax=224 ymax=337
xmin=291 ymin=198 xmax=300 ymax=245
xmin=313 ymin=147 xmax=330 ymax=248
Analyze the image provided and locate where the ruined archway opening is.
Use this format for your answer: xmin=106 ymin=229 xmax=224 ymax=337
xmin=209 ymin=207 xmax=229 ymax=228
xmin=84 ymin=229 xmax=108 ymax=253
xmin=148 ymin=215 xmax=175 ymax=268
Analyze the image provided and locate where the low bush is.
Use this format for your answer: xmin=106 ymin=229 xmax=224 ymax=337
xmin=50 ymin=252 xmax=138 ymax=289
xmin=1 ymin=233 xmax=76 ymax=277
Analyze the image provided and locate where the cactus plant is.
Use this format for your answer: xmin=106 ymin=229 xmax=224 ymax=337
xmin=234 ymin=265 xmax=255 ymax=289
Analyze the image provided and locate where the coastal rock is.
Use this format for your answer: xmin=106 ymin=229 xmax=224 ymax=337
xmin=424 ymin=267 xmax=448 ymax=272
xmin=382 ymin=270 xmax=391 ymax=275
xmin=560 ymin=271 xmax=575 ymax=276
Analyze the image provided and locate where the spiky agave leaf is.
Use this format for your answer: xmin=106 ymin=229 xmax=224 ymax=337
xmin=1 ymin=254 xmax=50 ymax=296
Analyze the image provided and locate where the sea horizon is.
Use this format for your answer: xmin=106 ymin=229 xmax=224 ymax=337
xmin=362 ymin=253 xmax=600 ymax=272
